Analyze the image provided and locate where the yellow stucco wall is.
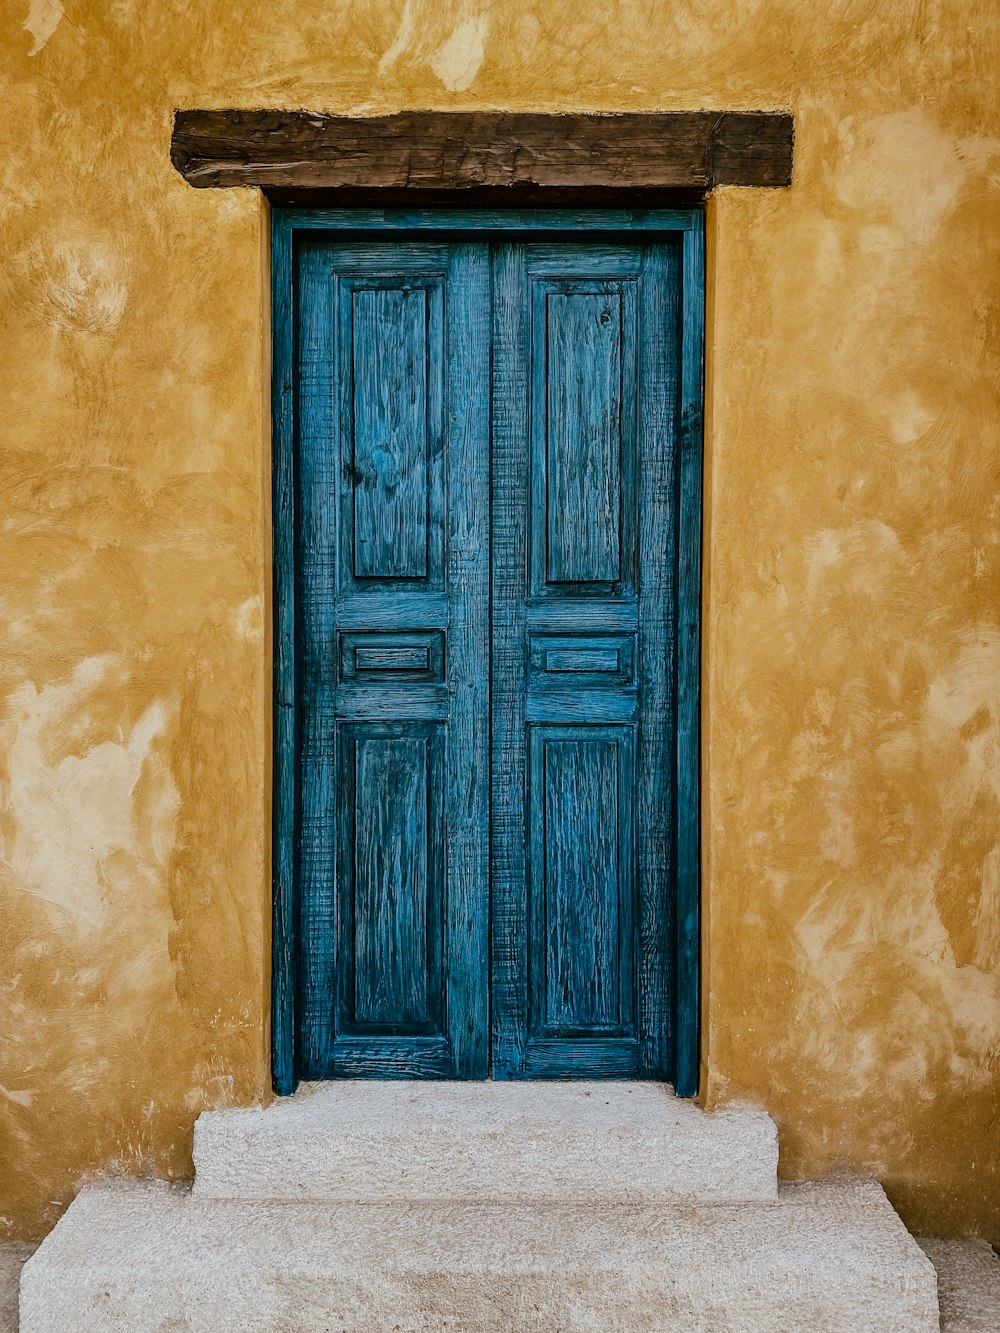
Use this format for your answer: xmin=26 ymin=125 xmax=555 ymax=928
xmin=2 ymin=1 xmax=998 ymax=1243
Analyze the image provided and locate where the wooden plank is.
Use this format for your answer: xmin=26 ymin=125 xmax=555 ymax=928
xmin=172 ymin=111 xmax=793 ymax=193
xmin=349 ymin=287 xmax=431 ymax=579
xmin=344 ymin=729 xmax=442 ymax=1031
xmin=544 ymin=290 xmax=623 ymax=583
xmin=490 ymin=241 xmax=530 ymax=1078
xmin=270 ymin=213 xmax=297 ymax=1096
xmin=635 ymin=242 xmax=679 ymax=1082
xmin=442 ymin=241 xmax=492 ymax=1080
xmin=673 ymin=218 xmax=706 ymax=1098
xmin=531 ymin=729 xmax=634 ymax=1037
xmin=335 ymin=263 xmax=447 ymax=598
xmin=295 ymin=241 xmax=341 ymax=1079
xmin=276 ymin=208 xmax=701 ymax=232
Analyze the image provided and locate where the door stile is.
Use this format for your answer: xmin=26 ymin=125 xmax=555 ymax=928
xmin=672 ymin=217 xmax=706 ymax=1097
xmin=443 ymin=242 xmax=491 ymax=1079
xmin=489 ymin=241 xmax=528 ymax=1076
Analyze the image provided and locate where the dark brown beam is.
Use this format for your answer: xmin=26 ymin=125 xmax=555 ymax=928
xmin=170 ymin=110 xmax=793 ymax=194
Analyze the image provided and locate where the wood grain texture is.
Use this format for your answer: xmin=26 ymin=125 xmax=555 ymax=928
xmin=673 ymin=219 xmax=706 ymax=1097
xmin=349 ymin=286 xmax=430 ymax=579
xmin=635 ymin=242 xmax=680 ymax=1082
xmin=336 ymin=261 xmax=445 ymax=596
xmin=529 ymin=253 xmax=639 ymax=602
xmin=346 ymin=730 xmax=439 ymax=1031
xmin=534 ymin=731 xmax=633 ymax=1036
xmin=294 ymin=239 xmax=490 ymax=1079
xmin=270 ymin=214 xmax=297 ymax=1096
xmin=545 ymin=290 xmax=622 ymax=584
xmin=172 ymin=111 xmax=793 ymax=193
xmin=271 ymin=210 xmax=704 ymax=1094
xmin=492 ymin=242 xmax=671 ymax=1080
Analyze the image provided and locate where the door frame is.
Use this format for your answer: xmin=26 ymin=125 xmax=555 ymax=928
xmin=270 ymin=208 xmax=705 ymax=1097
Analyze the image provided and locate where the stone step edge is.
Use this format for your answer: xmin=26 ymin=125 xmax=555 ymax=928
xmin=191 ymin=1084 xmax=779 ymax=1204
xmin=19 ymin=1178 xmax=940 ymax=1333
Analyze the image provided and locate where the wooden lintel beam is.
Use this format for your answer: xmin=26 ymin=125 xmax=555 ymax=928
xmin=170 ymin=110 xmax=793 ymax=194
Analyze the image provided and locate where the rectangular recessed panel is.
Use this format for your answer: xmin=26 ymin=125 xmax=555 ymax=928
xmin=529 ymin=634 xmax=636 ymax=688
xmin=529 ymin=730 xmax=634 ymax=1037
xmin=356 ymin=645 xmax=430 ymax=671
xmin=547 ymin=648 xmax=618 ymax=673
xmin=351 ymin=287 xmax=429 ymax=579
xmin=546 ymin=292 xmax=622 ymax=584
xmin=340 ymin=631 xmax=445 ymax=682
xmin=349 ymin=732 xmax=441 ymax=1031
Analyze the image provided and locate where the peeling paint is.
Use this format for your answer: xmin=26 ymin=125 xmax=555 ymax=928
xmin=22 ymin=0 xmax=63 ymax=55
xmin=4 ymin=659 xmax=180 ymax=933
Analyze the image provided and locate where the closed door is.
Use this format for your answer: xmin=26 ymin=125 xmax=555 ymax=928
xmin=283 ymin=221 xmax=700 ymax=1088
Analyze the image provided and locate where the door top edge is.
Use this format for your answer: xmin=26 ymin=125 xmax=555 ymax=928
xmin=272 ymin=207 xmax=704 ymax=236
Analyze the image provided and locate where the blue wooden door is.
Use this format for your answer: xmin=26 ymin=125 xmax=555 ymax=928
xmin=491 ymin=244 xmax=678 ymax=1079
xmin=284 ymin=218 xmax=700 ymax=1089
xmin=296 ymin=240 xmax=490 ymax=1077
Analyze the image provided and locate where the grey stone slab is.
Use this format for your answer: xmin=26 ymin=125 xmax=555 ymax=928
xmin=0 ymin=1246 xmax=35 ymax=1333
xmin=20 ymin=1177 xmax=938 ymax=1332
xmin=918 ymin=1237 xmax=1000 ymax=1332
xmin=193 ymin=1080 xmax=779 ymax=1204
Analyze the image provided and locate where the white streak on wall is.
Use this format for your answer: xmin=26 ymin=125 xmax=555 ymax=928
xmin=23 ymin=0 xmax=64 ymax=55
xmin=378 ymin=0 xmax=416 ymax=74
xmin=0 ymin=1084 xmax=34 ymax=1108
xmin=428 ymin=15 xmax=488 ymax=92
xmin=2 ymin=657 xmax=180 ymax=933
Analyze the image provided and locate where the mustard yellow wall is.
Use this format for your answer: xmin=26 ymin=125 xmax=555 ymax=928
xmin=2 ymin=0 xmax=998 ymax=1244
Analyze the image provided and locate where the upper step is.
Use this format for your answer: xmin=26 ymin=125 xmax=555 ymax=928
xmin=19 ymin=1177 xmax=939 ymax=1332
xmin=192 ymin=1080 xmax=778 ymax=1204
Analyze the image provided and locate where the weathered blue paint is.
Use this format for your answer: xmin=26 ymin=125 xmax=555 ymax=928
xmin=271 ymin=209 xmax=704 ymax=1096
xmin=674 ymin=216 xmax=706 ymax=1098
xmin=293 ymin=239 xmax=491 ymax=1079
xmin=491 ymin=242 xmax=679 ymax=1080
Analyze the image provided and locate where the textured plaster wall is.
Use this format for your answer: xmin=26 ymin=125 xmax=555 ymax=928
xmin=1 ymin=0 xmax=997 ymax=1243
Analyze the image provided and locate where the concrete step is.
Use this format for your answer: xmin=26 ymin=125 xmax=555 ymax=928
xmin=192 ymin=1080 xmax=779 ymax=1204
xmin=19 ymin=1177 xmax=939 ymax=1332
xmin=917 ymin=1238 xmax=1000 ymax=1332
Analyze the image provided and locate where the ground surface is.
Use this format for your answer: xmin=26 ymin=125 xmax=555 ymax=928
xmin=2 ymin=1234 xmax=998 ymax=1330
xmin=0 ymin=1248 xmax=33 ymax=1333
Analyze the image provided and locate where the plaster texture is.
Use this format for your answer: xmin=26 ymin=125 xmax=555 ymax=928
xmin=193 ymin=1080 xmax=778 ymax=1203
xmin=19 ymin=1177 xmax=938 ymax=1333
xmin=918 ymin=1237 xmax=1000 ymax=1333
xmin=2 ymin=0 xmax=1000 ymax=1246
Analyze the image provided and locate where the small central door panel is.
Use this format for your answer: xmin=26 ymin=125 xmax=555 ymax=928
xmin=292 ymin=230 xmax=687 ymax=1082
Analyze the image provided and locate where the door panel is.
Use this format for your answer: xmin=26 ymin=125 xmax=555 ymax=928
xmin=492 ymin=242 xmax=680 ymax=1079
xmin=530 ymin=726 xmax=635 ymax=1037
xmin=339 ymin=725 xmax=444 ymax=1033
xmin=292 ymin=230 xmax=686 ymax=1084
xmin=296 ymin=241 xmax=490 ymax=1078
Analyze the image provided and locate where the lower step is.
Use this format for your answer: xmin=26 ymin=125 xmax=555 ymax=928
xmin=192 ymin=1080 xmax=779 ymax=1203
xmin=20 ymin=1178 xmax=938 ymax=1332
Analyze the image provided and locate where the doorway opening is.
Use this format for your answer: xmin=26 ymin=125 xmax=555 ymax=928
xmin=271 ymin=209 xmax=704 ymax=1095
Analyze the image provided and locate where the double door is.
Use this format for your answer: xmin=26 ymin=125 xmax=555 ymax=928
xmin=281 ymin=222 xmax=701 ymax=1088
